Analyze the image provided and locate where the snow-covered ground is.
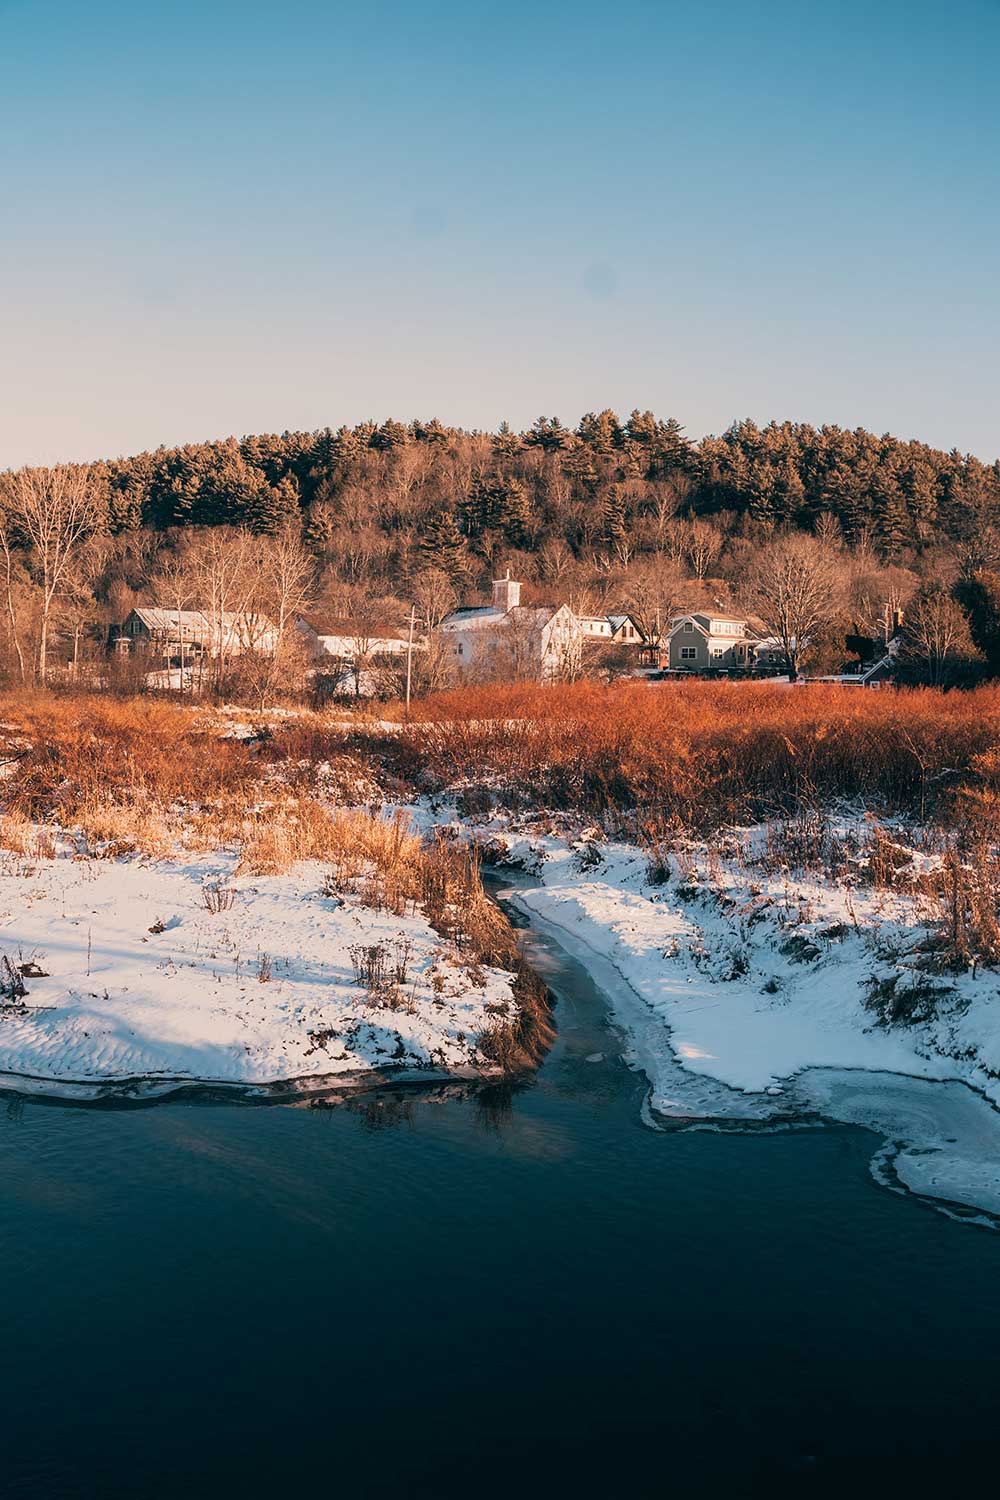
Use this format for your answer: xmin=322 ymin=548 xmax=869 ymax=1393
xmin=0 ymin=846 xmax=515 ymax=1099
xmin=422 ymin=804 xmax=1000 ymax=1219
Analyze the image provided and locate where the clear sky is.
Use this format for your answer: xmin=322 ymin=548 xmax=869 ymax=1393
xmin=1 ymin=0 xmax=997 ymax=467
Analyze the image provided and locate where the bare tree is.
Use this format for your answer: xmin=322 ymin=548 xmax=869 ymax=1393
xmin=0 ymin=504 xmax=28 ymax=684
xmin=684 ymin=519 xmax=723 ymax=583
xmin=813 ymin=511 xmax=844 ymax=551
xmin=621 ymin=556 xmax=686 ymax=650
xmin=3 ymin=465 xmax=101 ymax=681
xmin=245 ymin=529 xmax=316 ymax=708
xmin=58 ymin=536 xmax=112 ymax=677
xmin=905 ymin=588 xmax=974 ymax=686
xmin=410 ymin=567 xmax=456 ymax=695
xmin=849 ymin=562 xmax=918 ymax=648
xmin=189 ymin=528 xmax=261 ymax=691
xmin=740 ymin=534 xmax=841 ymax=679
xmin=151 ymin=547 xmax=199 ymax=692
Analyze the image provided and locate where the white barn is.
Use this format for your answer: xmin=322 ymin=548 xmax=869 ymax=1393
xmin=441 ymin=574 xmax=582 ymax=682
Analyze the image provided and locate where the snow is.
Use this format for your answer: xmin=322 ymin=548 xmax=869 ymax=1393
xmin=438 ymin=806 xmax=1000 ymax=1218
xmin=0 ymin=848 xmax=514 ymax=1098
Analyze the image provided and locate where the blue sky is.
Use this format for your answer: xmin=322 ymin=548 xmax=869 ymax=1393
xmin=1 ymin=0 xmax=997 ymax=465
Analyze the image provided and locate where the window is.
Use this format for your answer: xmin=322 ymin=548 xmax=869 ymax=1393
xmin=711 ymin=647 xmax=724 ymax=658
xmin=680 ymin=646 xmax=697 ymax=660
xmin=683 ymin=621 xmax=694 ymax=633
xmin=457 ymin=643 xmax=463 ymax=656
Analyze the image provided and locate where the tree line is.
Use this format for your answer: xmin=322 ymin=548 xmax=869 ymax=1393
xmin=2 ymin=410 xmax=1000 ymax=694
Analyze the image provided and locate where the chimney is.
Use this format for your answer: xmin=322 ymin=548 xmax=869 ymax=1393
xmin=492 ymin=570 xmax=521 ymax=612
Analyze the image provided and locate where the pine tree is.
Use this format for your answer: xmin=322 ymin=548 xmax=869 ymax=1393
xmin=655 ymin=417 xmax=693 ymax=473
xmin=625 ymin=409 xmax=658 ymax=446
xmin=524 ymin=416 xmax=571 ymax=452
xmin=492 ymin=421 xmax=519 ymax=457
xmin=600 ymin=485 xmax=628 ymax=552
xmin=577 ymin=409 xmax=623 ymax=453
xmin=370 ymin=419 xmax=409 ymax=451
xmin=246 ymin=474 xmax=301 ymax=535
xmin=420 ymin=510 xmax=468 ymax=580
xmin=500 ymin=477 xmax=531 ymax=546
xmin=772 ymin=457 xmax=806 ymax=525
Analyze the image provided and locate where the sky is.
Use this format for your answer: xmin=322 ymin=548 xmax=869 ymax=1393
xmin=1 ymin=0 xmax=997 ymax=467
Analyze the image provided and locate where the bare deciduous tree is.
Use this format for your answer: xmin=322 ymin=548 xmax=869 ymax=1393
xmin=0 ymin=504 xmax=28 ymax=684
xmin=4 ymin=465 xmax=101 ymax=681
xmin=905 ymin=588 xmax=975 ymax=686
xmin=245 ymin=529 xmax=316 ymax=708
xmin=684 ymin=518 xmax=723 ymax=583
xmin=740 ymin=534 xmax=841 ymax=679
xmin=410 ymin=567 xmax=457 ymax=695
xmin=621 ymin=556 xmax=686 ymax=649
xmin=151 ymin=547 xmax=199 ymax=691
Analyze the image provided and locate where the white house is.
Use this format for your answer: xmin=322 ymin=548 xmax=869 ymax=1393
xmin=296 ymin=619 xmax=416 ymax=661
xmin=441 ymin=573 xmax=583 ymax=682
xmin=579 ymin=613 xmax=647 ymax=648
xmin=296 ymin=616 xmax=424 ymax=697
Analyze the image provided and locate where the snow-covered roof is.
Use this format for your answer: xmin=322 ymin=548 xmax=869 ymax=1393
xmin=441 ymin=606 xmax=505 ymax=632
xmin=442 ymin=602 xmax=563 ymax=632
xmin=130 ymin=607 xmax=274 ymax=634
xmin=131 ymin=607 xmax=211 ymax=632
xmin=314 ymin=633 xmax=415 ymax=656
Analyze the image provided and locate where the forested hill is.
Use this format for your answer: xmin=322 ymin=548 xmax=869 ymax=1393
xmin=11 ymin=413 xmax=1000 ymax=564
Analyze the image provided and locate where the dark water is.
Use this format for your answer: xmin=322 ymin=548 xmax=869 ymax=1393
xmin=2 ymin=908 xmax=999 ymax=1499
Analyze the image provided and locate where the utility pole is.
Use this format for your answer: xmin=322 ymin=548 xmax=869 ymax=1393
xmin=405 ymin=605 xmax=417 ymax=714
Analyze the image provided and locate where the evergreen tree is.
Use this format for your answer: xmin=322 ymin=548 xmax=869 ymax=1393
xmin=577 ymin=409 xmax=623 ymax=453
xmin=420 ymin=510 xmax=468 ymax=581
xmin=625 ymin=409 xmax=658 ymax=446
xmin=246 ymin=474 xmax=301 ymax=535
xmin=600 ymin=485 xmax=628 ymax=552
xmin=524 ymin=416 xmax=571 ymax=452
xmin=370 ymin=419 xmax=409 ymax=451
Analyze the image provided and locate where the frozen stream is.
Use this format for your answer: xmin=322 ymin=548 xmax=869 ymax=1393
xmin=498 ymin=869 xmax=1000 ymax=1224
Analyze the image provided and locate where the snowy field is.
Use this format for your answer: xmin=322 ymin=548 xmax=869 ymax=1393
xmin=0 ymin=846 xmax=515 ymax=1099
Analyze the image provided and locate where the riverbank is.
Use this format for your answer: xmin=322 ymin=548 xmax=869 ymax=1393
xmin=429 ymin=805 xmax=1000 ymax=1216
xmin=0 ymin=844 xmax=523 ymax=1098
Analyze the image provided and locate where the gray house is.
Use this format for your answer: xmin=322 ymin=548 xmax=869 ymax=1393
xmin=666 ymin=613 xmax=759 ymax=671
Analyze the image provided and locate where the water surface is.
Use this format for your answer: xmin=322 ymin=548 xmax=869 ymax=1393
xmin=2 ymin=908 xmax=998 ymax=1497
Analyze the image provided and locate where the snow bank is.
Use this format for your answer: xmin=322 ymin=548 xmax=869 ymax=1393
xmin=0 ymin=850 xmax=514 ymax=1097
xmin=445 ymin=809 xmax=1000 ymax=1218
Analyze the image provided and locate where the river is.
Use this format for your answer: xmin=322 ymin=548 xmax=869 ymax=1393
xmin=2 ymin=886 xmax=999 ymax=1497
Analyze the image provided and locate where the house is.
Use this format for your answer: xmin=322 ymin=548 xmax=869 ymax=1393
xmin=579 ymin=613 xmax=646 ymax=647
xmin=666 ymin=613 xmax=761 ymax=672
xmin=579 ymin=616 xmax=616 ymax=642
xmin=607 ymin=614 xmax=646 ymax=647
xmin=296 ymin=616 xmax=423 ymax=698
xmin=296 ymin=618 xmax=416 ymax=662
xmin=441 ymin=573 xmax=583 ymax=681
xmin=111 ymin=607 xmax=278 ymax=664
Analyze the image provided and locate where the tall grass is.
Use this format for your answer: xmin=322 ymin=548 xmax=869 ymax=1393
xmin=383 ymin=680 xmax=1000 ymax=831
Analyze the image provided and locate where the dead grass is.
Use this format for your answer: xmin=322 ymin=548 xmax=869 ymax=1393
xmin=0 ymin=693 xmax=257 ymax=827
xmin=379 ymin=680 xmax=1000 ymax=832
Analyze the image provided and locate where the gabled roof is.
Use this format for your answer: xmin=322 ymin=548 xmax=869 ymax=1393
xmin=607 ymin=613 xmax=644 ymax=634
xmin=442 ymin=602 xmax=564 ymax=631
xmin=131 ymin=607 xmax=211 ymax=631
xmin=299 ymin=614 xmax=407 ymax=643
